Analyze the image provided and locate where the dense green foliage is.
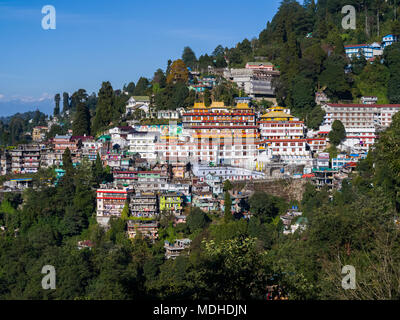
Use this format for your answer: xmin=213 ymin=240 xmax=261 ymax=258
xmin=2 ymin=105 xmax=400 ymax=300
xmin=329 ymin=120 xmax=346 ymax=146
xmin=0 ymin=110 xmax=47 ymax=146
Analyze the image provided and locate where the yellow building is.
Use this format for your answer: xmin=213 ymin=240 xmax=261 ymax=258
xmin=32 ymin=126 xmax=49 ymax=142
xmin=159 ymin=192 xmax=183 ymax=215
xmin=260 ymin=106 xmax=294 ymax=121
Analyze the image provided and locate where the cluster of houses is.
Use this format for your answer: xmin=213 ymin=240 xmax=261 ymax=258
xmin=2 ymin=86 xmax=400 ymax=254
xmin=2 ymin=98 xmax=399 ymax=186
xmin=344 ymin=34 xmax=398 ymax=61
xmin=224 ymin=61 xmax=280 ymax=98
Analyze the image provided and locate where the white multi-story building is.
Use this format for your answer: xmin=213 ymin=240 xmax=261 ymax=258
xmin=340 ymin=127 xmax=377 ymax=151
xmin=306 ymin=138 xmax=327 ymax=153
xmin=192 ymin=164 xmax=265 ymax=181
xmin=127 ymin=131 xmax=159 ymax=163
xmin=321 ymin=103 xmax=400 ymax=128
xmin=259 ymin=120 xmax=304 ymax=140
xmin=266 ymin=139 xmax=313 ymax=165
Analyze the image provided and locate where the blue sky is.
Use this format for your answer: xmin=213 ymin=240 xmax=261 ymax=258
xmin=0 ymin=0 xmax=283 ymax=116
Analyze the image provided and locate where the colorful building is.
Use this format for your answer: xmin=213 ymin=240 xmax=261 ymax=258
xmin=159 ymin=192 xmax=183 ymax=215
xmin=96 ymin=185 xmax=133 ymax=227
xmin=129 ymin=192 xmax=158 ymax=218
xmin=182 ymin=101 xmax=260 ymax=168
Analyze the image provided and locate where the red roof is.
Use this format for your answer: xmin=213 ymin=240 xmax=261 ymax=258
xmin=267 ymin=139 xmax=307 ymax=143
xmin=258 ymin=121 xmax=304 ymax=124
xmin=344 ymin=44 xmax=369 ymax=48
xmin=71 ymin=135 xmax=94 ymax=141
xmin=344 ymin=162 xmax=357 ymax=168
xmin=326 ymin=103 xmax=400 ymax=108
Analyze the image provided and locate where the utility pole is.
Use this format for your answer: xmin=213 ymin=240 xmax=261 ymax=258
xmin=378 ymin=8 xmax=380 ymax=37
xmin=365 ymin=3 xmax=370 ymax=38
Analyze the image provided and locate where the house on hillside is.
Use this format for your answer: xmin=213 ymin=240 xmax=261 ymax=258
xmin=125 ymin=96 xmax=151 ymax=116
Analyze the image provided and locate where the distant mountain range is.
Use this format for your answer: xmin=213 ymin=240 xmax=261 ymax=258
xmin=0 ymin=98 xmax=53 ymax=118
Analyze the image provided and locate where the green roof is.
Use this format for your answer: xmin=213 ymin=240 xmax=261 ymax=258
xmin=312 ymin=168 xmax=338 ymax=172
xmin=133 ymin=96 xmax=150 ymax=102
xmin=246 ymin=61 xmax=273 ymax=65
xmin=97 ymin=135 xmax=111 ymax=141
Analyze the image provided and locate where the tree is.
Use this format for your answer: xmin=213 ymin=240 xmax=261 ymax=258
xmin=237 ymin=38 xmax=252 ymax=56
xmin=319 ymin=54 xmax=352 ymax=101
xmin=166 ymin=60 xmax=189 ymax=84
xmin=249 ymin=192 xmax=284 ymax=223
xmin=187 ymin=207 xmax=209 ymax=233
xmin=125 ymin=82 xmax=136 ymax=95
xmin=198 ymin=54 xmax=214 ymax=71
xmin=182 ymin=47 xmax=197 ymax=70
xmin=121 ymin=202 xmax=130 ymax=220
xmin=329 ymin=120 xmax=346 ymax=146
xmin=197 ymin=237 xmax=272 ymax=299
xmin=62 ymin=147 xmax=73 ymax=174
xmin=54 ymin=94 xmax=60 ymax=116
xmin=134 ymin=77 xmax=150 ymax=96
xmin=46 ymin=124 xmax=66 ymax=140
xmin=212 ymin=45 xmax=225 ymax=57
xmin=8 ymin=116 xmax=25 ymax=145
xmin=63 ymin=92 xmax=70 ymax=113
xmin=290 ymin=75 xmax=315 ymax=111
xmin=223 ymin=180 xmax=233 ymax=192
xmin=224 ymin=192 xmax=233 ymax=223
xmin=72 ymin=90 xmax=91 ymax=136
xmin=203 ymin=89 xmax=212 ymax=107
xmin=92 ymin=82 xmax=115 ymax=135
xmin=384 ymin=43 xmax=400 ymax=103
xmin=92 ymin=152 xmax=105 ymax=186
xmin=152 ymin=69 xmax=166 ymax=89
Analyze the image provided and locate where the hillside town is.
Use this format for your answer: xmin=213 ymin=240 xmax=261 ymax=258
xmin=5 ymin=0 xmax=400 ymax=303
xmin=1 ymin=64 xmax=399 ymax=246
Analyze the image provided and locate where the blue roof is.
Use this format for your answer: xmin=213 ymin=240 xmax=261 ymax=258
xmin=10 ymin=178 xmax=32 ymax=181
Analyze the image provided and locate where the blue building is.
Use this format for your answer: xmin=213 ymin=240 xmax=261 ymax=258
xmin=382 ymin=34 xmax=398 ymax=48
xmin=345 ymin=35 xmax=398 ymax=60
xmin=345 ymin=42 xmax=382 ymax=60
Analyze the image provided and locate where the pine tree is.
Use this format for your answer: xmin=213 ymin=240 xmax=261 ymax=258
xmin=204 ymin=89 xmax=212 ymax=107
xmin=182 ymin=46 xmax=197 ymax=70
xmin=224 ymin=191 xmax=233 ymax=222
xmin=93 ymin=152 xmax=104 ymax=185
xmin=72 ymin=90 xmax=90 ymax=136
xmin=73 ymin=102 xmax=91 ymax=136
xmin=62 ymin=147 xmax=74 ymax=174
xmin=54 ymin=94 xmax=60 ymax=116
xmin=92 ymin=82 xmax=115 ymax=135
xmin=121 ymin=202 xmax=130 ymax=220
xmin=133 ymin=77 xmax=150 ymax=96
xmin=63 ymin=92 xmax=70 ymax=113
